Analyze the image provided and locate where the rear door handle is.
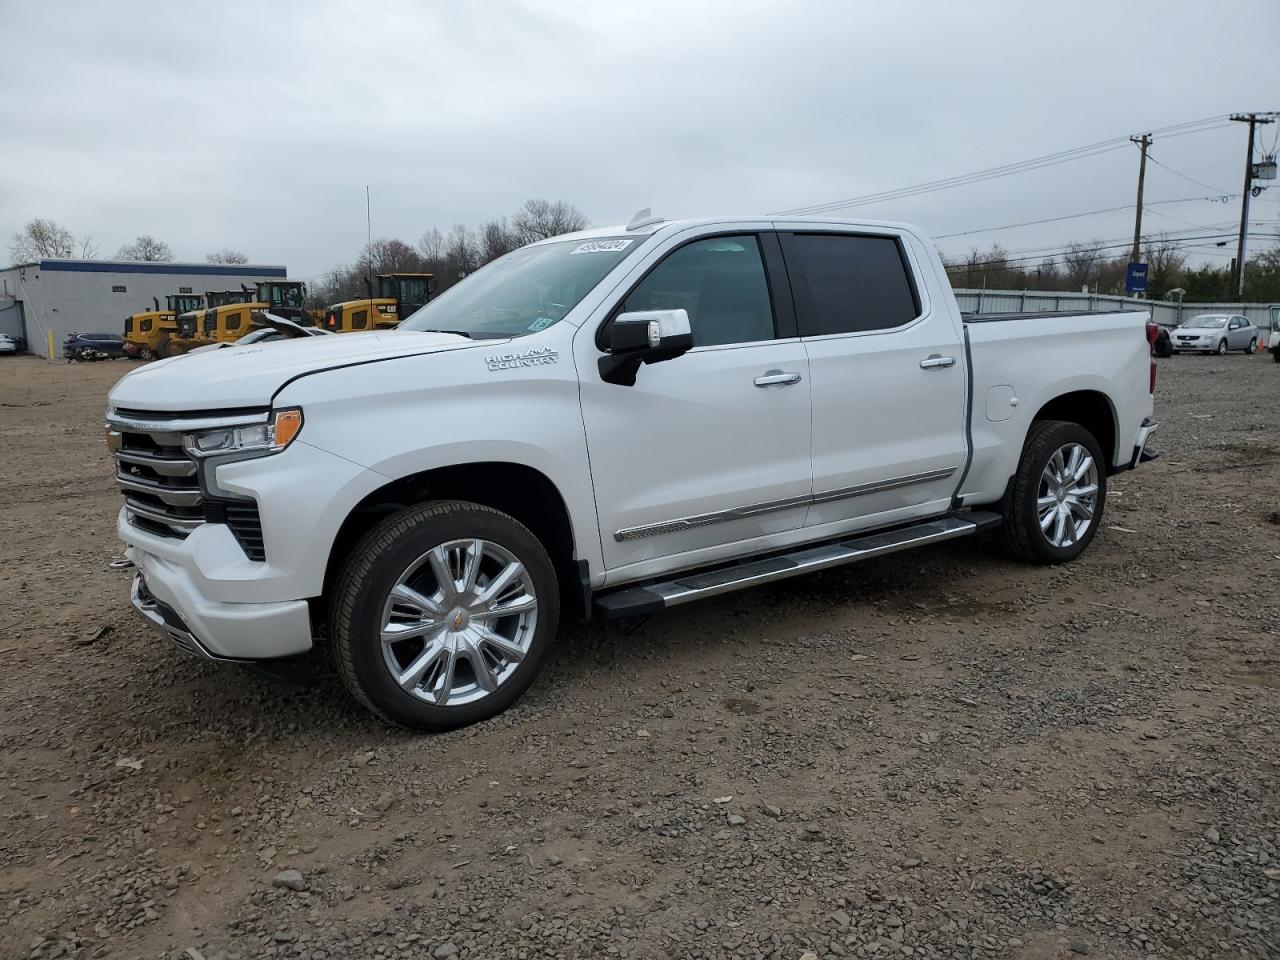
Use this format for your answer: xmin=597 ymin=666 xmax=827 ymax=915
xmin=754 ymin=370 xmax=802 ymax=387
xmin=919 ymin=355 xmax=956 ymax=369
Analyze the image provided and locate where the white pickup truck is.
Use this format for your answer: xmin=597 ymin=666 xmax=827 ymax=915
xmin=107 ymin=215 xmax=1159 ymax=730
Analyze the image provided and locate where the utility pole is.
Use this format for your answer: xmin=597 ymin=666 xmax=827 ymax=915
xmin=1130 ymin=133 xmax=1152 ymax=265
xmin=1229 ymin=113 xmax=1276 ymax=298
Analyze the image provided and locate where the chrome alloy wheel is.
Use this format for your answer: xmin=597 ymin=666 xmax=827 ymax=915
xmin=380 ymin=538 xmax=538 ymax=707
xmin=1036 ymin=443 xmax=1099 ymax=548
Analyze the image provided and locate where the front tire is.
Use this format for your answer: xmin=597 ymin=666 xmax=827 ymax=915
xmin=997 ymin=420 xmax=1107 ymax=565
xmin=1216 ymin=339 xmax=1228 ymax=355
xmin=330 ymin=500 xmax=559 ymax=731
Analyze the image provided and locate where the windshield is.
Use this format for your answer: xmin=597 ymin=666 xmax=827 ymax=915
xmin=1185 ymin=315 xmax=1227 ymax=329
xmin=399 ymin=237 xmax=639 ymax=338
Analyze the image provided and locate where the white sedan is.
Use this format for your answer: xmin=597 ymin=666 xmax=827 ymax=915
xmin=0 ymin=333 xmax=18 ymax=354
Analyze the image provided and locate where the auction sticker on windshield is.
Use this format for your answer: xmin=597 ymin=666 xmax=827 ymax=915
xmin=570 ymin=239 xmax=633 ymax=255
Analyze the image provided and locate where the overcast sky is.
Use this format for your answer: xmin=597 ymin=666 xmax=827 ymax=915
xmin=3 ymin=0 xmax=1278 ymax=278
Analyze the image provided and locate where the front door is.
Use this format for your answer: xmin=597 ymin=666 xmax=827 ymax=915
xmin=776 ymin=228 xmax=967 ymax=532
xmin=577 ymin=231 xmax=813 ymax=582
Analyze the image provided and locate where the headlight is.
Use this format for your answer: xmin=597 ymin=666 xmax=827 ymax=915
xmin=184 ymin=407 xmax=303 ymax=459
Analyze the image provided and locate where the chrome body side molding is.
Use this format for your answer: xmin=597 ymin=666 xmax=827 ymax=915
xmin=613 ymin=466 xmax=958 ymax=542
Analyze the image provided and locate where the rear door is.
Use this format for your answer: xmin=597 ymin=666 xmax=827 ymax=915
xmin=777 ymin=228 xmax=967 ymax=533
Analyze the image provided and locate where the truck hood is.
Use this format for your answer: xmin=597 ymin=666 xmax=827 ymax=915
xmin=108 ymin=331 xmax=486 ymax=411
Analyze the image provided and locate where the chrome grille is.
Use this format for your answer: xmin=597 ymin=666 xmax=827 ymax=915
xmin=107 ymin=407 xmax=268 ymax=543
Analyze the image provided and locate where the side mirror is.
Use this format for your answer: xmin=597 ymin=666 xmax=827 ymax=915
xmin=599 ymin=309 xmax=693 ymax=385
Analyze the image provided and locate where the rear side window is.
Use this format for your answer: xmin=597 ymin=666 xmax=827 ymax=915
xmin=781 ymin=233 xmax=919 ymax=336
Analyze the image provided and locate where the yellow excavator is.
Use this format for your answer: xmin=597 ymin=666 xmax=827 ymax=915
xmin=167 ymin=281 xmax=315 ymax=354
xmin=123 ymin=293 xmax=205 ymax=359
xmin=322 ymin=273 xmax=434 ymax=334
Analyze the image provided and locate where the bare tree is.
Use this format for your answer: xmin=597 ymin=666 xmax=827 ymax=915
xmin=511 ymin=198 xmax=588 ymax=244
xmin=1033 ymin=258 xmax=1059 ymax=289
xmin=1061 ymin=242 xmax=1102 ymax=291
xmin=359 ymin=238 xmax=425 ymax=275
xmin=477 ymin=217 xmax=519 ymax=263
xmin=1142 ymin=234 xmax=1187 ymax=300
xmin=10 ymin=218 xmax=76 ymax=261
xmin=79 ymin=235 xmax=99 ymax=259
xmin=418 ymin=228 xmax=446 ymax=265
xmin=117 ymin=235 xmax=174 ymax=262
xmin=206 ymin=249 xmax=249 ymax=264
xmin=441 ymin=224 xmax=479 ymax=282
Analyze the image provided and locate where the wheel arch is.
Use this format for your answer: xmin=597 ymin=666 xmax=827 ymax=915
xmin=323 ymin=460 xmax=585 ymax=618
xmin=1030 ymin=389 xmax=1118 ymax=470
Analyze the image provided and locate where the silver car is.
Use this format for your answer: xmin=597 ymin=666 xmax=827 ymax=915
xmin=1170 ymin=314 xmax=1259 ymax=355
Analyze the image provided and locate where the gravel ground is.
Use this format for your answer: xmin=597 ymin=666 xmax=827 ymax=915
xmin=0 ymin=351 xmax=1277 ymax=960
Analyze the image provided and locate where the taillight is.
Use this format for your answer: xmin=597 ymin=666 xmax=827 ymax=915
xmin=1146 ymin=323 xmax=1159 ymax=394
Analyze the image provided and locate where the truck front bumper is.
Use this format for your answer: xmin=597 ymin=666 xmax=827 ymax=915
xmin=127 ymin=543 xmax=314 ymax=661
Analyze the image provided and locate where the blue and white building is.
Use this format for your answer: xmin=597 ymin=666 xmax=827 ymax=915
xmin=0 ymin=259 xmax=288 ymax=355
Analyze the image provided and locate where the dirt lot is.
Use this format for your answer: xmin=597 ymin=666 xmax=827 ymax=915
xmin=0 ymin=352 xmax=1277 ymax=960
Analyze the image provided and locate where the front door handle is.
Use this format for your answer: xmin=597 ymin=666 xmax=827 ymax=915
xmin=754 ymin=370 xmax=802 ymax=387
xmin=919 ymin=355 xmax=956 ymax=369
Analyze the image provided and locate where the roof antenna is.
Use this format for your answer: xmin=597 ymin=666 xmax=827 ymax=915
xmin=626 ymin=207 xmax=663 ymax=231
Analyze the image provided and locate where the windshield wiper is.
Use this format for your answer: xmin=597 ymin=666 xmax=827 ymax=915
xmin=414 ymin=328 xmax=473 ymax=339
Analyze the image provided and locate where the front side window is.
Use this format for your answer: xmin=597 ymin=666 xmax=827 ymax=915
xmin=621 ymin=235 xmax=775 ymax=347
xmin=400 ymin=237 xmax=638 ymax=338
xmin=351 ymin=309 xmax=369 ymax=329
xmin=781 ymin=233 xmax=919 ymax=336
xmin=140 ymin=318 xmax=153 ymax=333
xmin=224 ymin=312 xmax=242 ymax=331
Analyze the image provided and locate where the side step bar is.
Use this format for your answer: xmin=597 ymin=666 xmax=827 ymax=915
xmin=594 ymin=511 xmax=1002 ymax=619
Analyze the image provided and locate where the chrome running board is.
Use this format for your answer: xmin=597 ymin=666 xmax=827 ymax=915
xmin=594 ymin=512 xmax=1002 ymax=619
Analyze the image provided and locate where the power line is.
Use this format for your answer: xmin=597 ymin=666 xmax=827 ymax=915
xmin=933 ymin=195 xmax=1236 ymax=240
xmin=943 ymin=232 xmax=1279 ymax=269
xmin=773 ymin=115 xmax=1231 ymax=217
xmin=1145 ymin=154 xmax=1230 ymax=194
xmin=947 ymin=223 xmax=1274 ymax=262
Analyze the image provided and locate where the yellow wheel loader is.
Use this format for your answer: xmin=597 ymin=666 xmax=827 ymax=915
xmin=322 ymin=273 xmax=434 ymax=334
xmin=166 ymin=282 xmax=314 ymax=355
xmin=123 ymin=294 xmax=204 ymax=360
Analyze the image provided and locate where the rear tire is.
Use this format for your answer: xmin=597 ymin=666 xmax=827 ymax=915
xmin=330 ymin=500 xmax=559 ymax=731
xmin=997 ymin=420 xmax=1107 ymax=565
xmin=1246 ymin=338 xmax=1257 ymax=355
